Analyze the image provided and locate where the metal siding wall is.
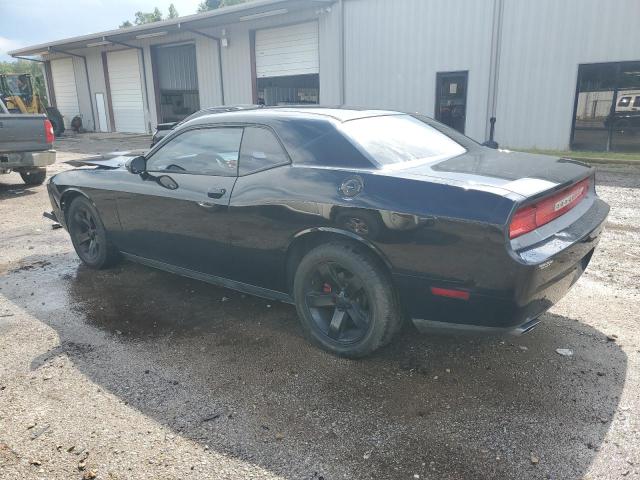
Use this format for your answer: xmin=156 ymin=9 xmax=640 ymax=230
xmin=319 ymin=8 xmax=341 ymax=105
xmin=221 ymin=24 xmax=254 ymax=104
xmin=496 ymin=0 xmax=640 ymax=150
xmin=195 ymin=34 xmax=222 ymax=108
xmin=343 ymin=0 xmax=494 ymax=143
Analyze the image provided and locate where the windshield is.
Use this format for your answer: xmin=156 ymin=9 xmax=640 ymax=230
xmin=340 ymin=114 xmax=467 ymax=166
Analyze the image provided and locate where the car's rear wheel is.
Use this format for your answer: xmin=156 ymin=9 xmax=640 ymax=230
xmin=293 ymin=242 xmax=402 ymax=358
xmin=67 ymin=196 xmax=119 ymax=269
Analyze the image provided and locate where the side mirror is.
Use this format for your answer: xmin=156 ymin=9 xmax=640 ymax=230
xmin=125 ymin=155 xmax=146 ymax=174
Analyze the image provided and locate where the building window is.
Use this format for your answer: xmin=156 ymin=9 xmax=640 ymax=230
xmin=572 ymin=61 xmax=640 ymax=152
xmin=257 ymin=74 xmax=319 ymax=106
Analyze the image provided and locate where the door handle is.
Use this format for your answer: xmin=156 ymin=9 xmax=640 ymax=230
xmin=207 ymin=187 xmax=226 ymax=199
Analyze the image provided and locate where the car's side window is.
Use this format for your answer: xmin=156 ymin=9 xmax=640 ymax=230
xmin=146 ymin=127 xmax=243 ymax=176
xmin=238 ymin=126 xmax=289 ymax=175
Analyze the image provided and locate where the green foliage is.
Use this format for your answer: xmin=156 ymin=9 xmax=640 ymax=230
xmin=120 ymin=5 xmax=180 ymax=28
xmin=0 ymin=59 xmax=48 ymax=104
xmin=197 ymin=0 xmax=251 ymax=13
xmin=134 ymin=7 xmax=163 ymax=25
xmin=198 ymin=0 xmax=220 ymax=12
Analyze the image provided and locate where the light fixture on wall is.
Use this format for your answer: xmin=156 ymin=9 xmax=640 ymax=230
xmin=86 ymin=40 xmax=112 ymax=48
xmin=135 ymin=31 xmax=168 ymax=39
xmin=239 ymin=8 xmax=288 ymax=21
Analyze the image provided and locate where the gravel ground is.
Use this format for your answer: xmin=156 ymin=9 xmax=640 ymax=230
xmin=1 ymin=133 xmax=639 ymax=480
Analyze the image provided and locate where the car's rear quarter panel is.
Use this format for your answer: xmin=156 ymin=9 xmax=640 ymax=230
xmin=228 ymin=164 xmax=520 ymax=296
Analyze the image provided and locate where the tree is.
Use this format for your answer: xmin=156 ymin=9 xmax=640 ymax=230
xmin=134 ymin=7 xmax=163 ymax=25
xmin=120 ymin=5 xmax=176 ymax=28
xmin=198 ymin=0 xmax=250 ymax=13
xmin=198 ymin=0 xmax=220 ymax=12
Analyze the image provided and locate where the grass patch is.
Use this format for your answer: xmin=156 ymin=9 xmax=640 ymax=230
xmin=513 ymin=149 xmax=640 ymax=163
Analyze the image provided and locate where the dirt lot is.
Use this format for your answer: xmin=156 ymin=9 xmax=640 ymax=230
xmin=1 ymin=133 xmax=639 ymax=480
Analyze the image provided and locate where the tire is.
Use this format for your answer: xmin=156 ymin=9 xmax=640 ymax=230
xmin=46 ymin=107 xmax=65 ymax=136
xmin=334 ymin=209 xmax=383 ymax=239
xmin=20 ymin=168 xmax=47 ymax=185
xmin=293 ymin=242 xmax=402 ymax=358
xmin=66 ymin=196 xmax=119 ymax=269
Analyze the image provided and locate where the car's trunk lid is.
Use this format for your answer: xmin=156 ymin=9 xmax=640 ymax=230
xmin=394 ymin=148 xmax=593 ymax=198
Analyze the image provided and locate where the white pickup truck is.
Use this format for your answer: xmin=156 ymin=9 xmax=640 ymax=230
xmin=0 ymin=97 xmax=56 ymax=185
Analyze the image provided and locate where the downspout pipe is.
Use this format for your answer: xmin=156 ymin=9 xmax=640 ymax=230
xmin=105 ymin=37 xmax=153 ymax=133
xmin=49 ymin=47 xmax=97 ymax=132
xmin=484 ymin=0 xmax=504 ymax=147
xmin=339 ymin=0 xmax=345 ymax=106
xmin=183 ymin=27 xmax=226 ymax=105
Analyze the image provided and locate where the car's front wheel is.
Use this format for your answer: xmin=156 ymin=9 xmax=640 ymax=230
xmin=67 ymin=196 xmax=119 ymax=269
xmin=293 ymin=242 xmax=402 ymax=358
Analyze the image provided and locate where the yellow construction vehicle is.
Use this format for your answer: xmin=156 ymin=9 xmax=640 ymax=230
xmin=0 ymin=73 xmax=65 ymax=136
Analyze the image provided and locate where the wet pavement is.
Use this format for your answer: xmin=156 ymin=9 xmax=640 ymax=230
xmin=1 ymin=134 xmax=639 ymax=479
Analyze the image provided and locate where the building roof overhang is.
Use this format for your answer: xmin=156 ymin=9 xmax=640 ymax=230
xmin=9 ymin=0 xmax=334 ymax=57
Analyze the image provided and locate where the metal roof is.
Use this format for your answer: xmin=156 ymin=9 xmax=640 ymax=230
xmin=9 ymin=0 xmax=334 ymax=57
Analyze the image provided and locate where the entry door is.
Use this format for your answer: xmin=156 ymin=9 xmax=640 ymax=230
xmin=115 ymin=127 xmax=243 ymax=277
xmin=435 ymin=71 xmax=468 ymax=134
xmin=107 ymin=49 xmax=146 ymax=133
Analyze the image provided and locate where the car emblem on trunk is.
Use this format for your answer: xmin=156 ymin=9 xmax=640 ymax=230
xmin=339 ymin=176 xmax=364 ymax=198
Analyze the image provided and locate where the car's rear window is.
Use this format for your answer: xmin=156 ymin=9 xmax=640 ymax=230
xmin=340 ymin=114 xmax=467 ymax=166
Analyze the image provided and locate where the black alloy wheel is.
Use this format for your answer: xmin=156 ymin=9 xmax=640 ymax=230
xmin=67 ymin=197 xmax=119 ymax=269
xmin=304 ymin=261 xmax=372 ymax=344
xmin=71 ymin=206 xmax=101 ymax=262
xmin=294 ymin=242 xmax=402 ymax=358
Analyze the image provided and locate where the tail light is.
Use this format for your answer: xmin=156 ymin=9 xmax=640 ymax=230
xmin=44 ymin=119 xmax=55 ymax=144
xmin=510 ymin=177 xmax=590 ymax=239
xmin=430 ymin=287 xmax=470 ymax=300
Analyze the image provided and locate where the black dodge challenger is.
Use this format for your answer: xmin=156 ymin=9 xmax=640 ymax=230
xmin=46 ymin=108 xmax=609 ymax=357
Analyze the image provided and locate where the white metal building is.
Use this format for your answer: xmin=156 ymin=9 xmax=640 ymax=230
xmin=9 ymin=0 xmax=640 ymax=151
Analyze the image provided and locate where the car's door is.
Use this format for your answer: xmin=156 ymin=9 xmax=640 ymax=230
xmin=225 ymin=125 xmax=300 ymax=291
xmin=115 ymin=125 xmax=243 ymax=278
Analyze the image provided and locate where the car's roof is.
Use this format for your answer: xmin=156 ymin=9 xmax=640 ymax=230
xmin=187 ymin=106 xmax=405 ymax=126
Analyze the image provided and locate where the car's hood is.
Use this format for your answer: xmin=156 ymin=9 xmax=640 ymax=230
xmin=391 ymin=148 xmax=593 ymax=198
xmin=65 ymin=151 xmax=145 ymax=169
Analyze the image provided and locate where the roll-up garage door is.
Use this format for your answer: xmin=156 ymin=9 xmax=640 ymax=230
xmin=107 ymin=49 xmax=146 ymax=133
xmin=255 ymin=22 xmax=319 ymax=78
xmin=50 ymin=58 xmax=79 ymax=128
xmin=153 ymin=43 xmax=200 ymax=123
